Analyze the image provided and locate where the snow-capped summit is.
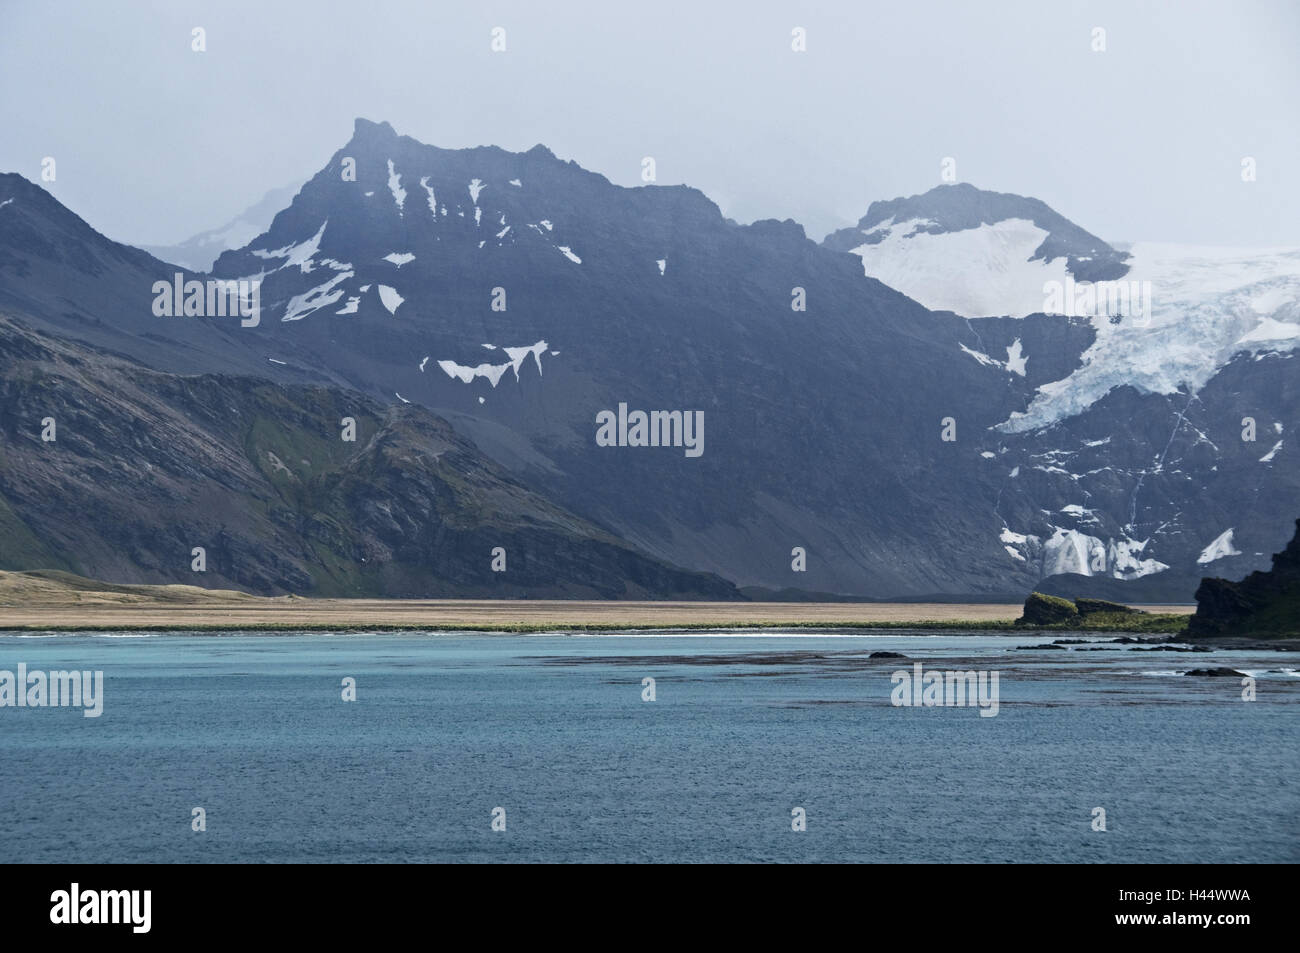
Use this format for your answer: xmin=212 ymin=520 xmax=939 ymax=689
xmin=209 ymin=116 xmax=725 ymax=329
xmin=826 ymin=183 xmax=1300 ymax=435
xmin=818 ymin=180 xmax=1297 ymax=595
xmin=824 ymin=183 xmax=1131 ymax=316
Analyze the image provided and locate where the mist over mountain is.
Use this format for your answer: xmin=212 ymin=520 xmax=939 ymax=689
xmin=140 ymin=183 xmax=300 ymax=273
xmin=2 ymin=120 xmax=1296 ymax=599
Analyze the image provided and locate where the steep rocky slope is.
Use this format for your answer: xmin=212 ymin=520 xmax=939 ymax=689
xmin=0 ymin=314 xmax=737 ymax=599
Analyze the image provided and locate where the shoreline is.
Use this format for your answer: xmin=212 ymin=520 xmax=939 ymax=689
xmin=0 ymin=574 xmax=1207 ymax=635
xmin=0 ymin=599 xmax=1197 ymax=634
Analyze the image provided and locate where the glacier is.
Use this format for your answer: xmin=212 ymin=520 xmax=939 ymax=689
xmin=999 ymin=242 xmax=1300 ymax=433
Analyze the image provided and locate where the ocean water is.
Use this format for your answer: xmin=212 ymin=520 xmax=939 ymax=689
xmin=0 ymin=631 xmax=1296 ymax=863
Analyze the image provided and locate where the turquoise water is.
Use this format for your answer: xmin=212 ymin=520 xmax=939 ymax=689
xmin=0 ymin=631 xmax=1296 ymax=863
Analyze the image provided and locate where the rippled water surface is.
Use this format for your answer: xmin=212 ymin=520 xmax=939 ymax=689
xmin=1 ymin=631 xmax=1296 ymax=862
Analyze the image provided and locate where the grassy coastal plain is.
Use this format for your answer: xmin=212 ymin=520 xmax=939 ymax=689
xmin=0 ymin=570 xmax=1195 ymax=632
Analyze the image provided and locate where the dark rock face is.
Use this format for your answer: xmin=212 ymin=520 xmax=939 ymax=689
xmin=0 ymin=172 xmax=281 ymax=380
xmin=1184 ymin=668 xmax=1247 ymax=677
xmin=1185 ymin=519 xmax=1300 ymax=639
xmin=0 ymin=316 xmax=739 ymax=599
xmin=1001 ymin=352 xmax=1300 ymax=604
xmin=195 ymin=120 xmax=1053 ymax=597
xmin=1017 ymin=592 xmax=1079 ymax=625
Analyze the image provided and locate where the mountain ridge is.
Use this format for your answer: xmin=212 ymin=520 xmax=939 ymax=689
xmin=3 ymin=121 xmax=1296 ymax=599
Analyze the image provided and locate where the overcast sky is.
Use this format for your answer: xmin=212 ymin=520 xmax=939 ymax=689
xmin=2 ymin=0 xmax=1297 ymax=247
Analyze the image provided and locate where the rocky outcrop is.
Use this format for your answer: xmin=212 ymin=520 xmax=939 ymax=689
xmin=1185 ymin=519 xmax=1300 ymax=640
xmin=1013 ymin=592 xmax=1180 ymax=632
xmin=1017 ymin=592 xmax=1079 ymax=625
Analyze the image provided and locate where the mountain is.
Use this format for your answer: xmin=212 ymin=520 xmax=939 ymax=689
xmin=822 ymin=183 xmax=1131 ymax=316
xmin=0 ymin=313 xmax=738 ymax=599
xmin=198 ymin=119 xmax=1062 ymax=597
xmin=1185 ymin=518 xmax=1300 ymax=640
xmin=3 ymin=122 xmax=1297 ymax=599
xmin=0 ymin=171 xmax=299 ymax=380
xmin=824 ymin=183 xmax=1300 ymax=600
xmin=140 ymin=183 xmax=300 ymax=272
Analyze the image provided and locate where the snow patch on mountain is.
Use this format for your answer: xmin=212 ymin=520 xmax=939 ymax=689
xmin=418 ymin=177 xmax=436 ymax=215
xmin=383 ymin=252 xmax=415 ymax=267
xmin=387 ymin=160 xmax=406 ymax=213
xmin=1000 ymin=526 xmax=1168 ymax=580
xmin=377 ymin=285 xmax=403 ymax=314
xmin=252 ymin=221 xmax=327 ymax=273
xmin=436 ymin=340 xmax=551 ymax=387
xmin=960 ymin=338 xmax=1027 ymax=376
xmin=503 ymin=341 xmax=548 ymax=375
xmin=439 ymin=359 xmax=511 ymax=386
xmin=1197 ymin=528 xmax=1241 ymax=564
xmin=1004 ymin=338 xmax=1027 ymax=376
xmin=283 ymin=271 xmax=352 ymax=321
xmin=960 ymin=343 xmax=1001 ymax=368
xmin=849 ymin=218 xmax=1073 ymax=318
